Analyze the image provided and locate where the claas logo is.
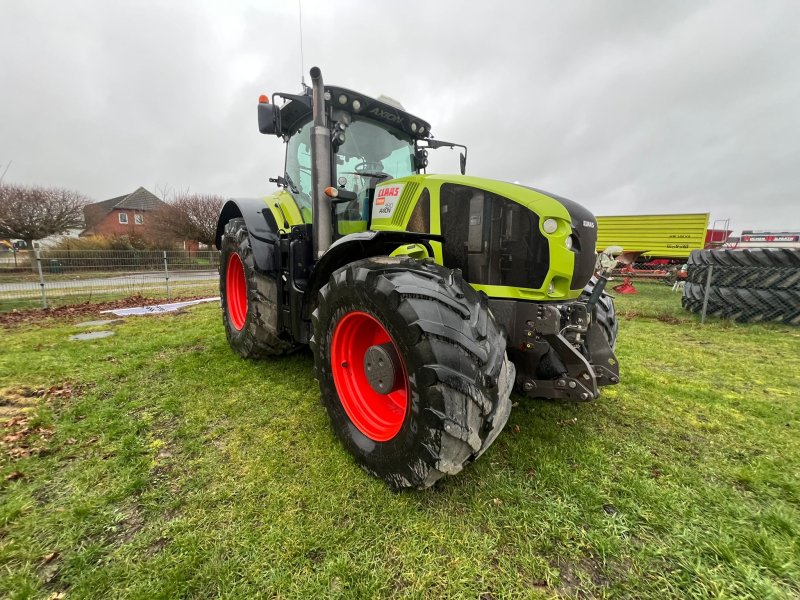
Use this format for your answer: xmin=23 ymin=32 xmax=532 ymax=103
xmin=375 ymin=186 xmax=401 ymax=205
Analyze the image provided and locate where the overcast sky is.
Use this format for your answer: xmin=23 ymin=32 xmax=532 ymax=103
xmin=1 ymin=0 xmax=798 ymax=231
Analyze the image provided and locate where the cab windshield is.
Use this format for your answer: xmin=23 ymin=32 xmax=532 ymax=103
xmin=335 ymin=118 xmax=414 ymax=194
xmin=283 ymin=117 xmax=414 ymax=228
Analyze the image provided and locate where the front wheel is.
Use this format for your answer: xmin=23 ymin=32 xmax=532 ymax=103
xmin=311 ymin=257 xmax=514 ymax=490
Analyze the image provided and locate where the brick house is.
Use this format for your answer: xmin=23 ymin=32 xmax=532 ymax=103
xmin=81 ymin=187 xmax=165 ymax=240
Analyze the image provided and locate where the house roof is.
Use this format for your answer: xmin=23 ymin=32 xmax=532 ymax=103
xmin=90 ymin=187 xmax=165 ymax=213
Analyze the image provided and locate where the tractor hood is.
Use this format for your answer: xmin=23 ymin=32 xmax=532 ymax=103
xmin=371 ymin=174 xmax=599 ymax=298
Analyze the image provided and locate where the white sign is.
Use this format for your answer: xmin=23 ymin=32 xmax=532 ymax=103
xmin=371 ymin=183 xmax=405 ymax=221
xmin=101 ymin=297 xmax=220 ymax=316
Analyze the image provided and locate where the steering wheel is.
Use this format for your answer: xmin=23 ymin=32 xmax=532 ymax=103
xmin=354 ymin=162 xmax=391 ymax=178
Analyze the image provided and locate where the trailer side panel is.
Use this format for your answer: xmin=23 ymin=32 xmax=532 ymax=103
xmin=596 ymin=213 xmax=709 ymax=259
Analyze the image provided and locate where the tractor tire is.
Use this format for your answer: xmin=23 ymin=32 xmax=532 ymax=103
xmin=682 ymin=281 xmax=800 ymax=325
xmin=219 ymin=218 xmax=297 ymax=358
xmin=311 ymin=256 xmax=514 ymax=490
xmin=687 ymin=248 xmax=800 ymax=290
xmin=687 ymin=265 xmax=800 ymax=290
xmin=581 ymin=276 xmax=619 ymax=350
xmin=688 ymin=248 xmax=800 ymax=268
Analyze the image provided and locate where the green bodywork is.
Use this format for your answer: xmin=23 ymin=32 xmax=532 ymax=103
xmin=262 ymin=174 xmax=582 ymax=302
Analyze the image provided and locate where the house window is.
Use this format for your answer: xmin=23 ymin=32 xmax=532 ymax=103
xmin=134 ymin=214 xmax=144 ymax=225
xmin=118 ymin=212 xmax=128 ymax=224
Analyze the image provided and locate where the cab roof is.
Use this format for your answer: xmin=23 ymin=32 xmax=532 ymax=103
xmin=276 ymin=85 xmax=432 ymax=140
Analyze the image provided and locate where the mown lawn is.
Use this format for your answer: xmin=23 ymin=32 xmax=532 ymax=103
xmin=1 ymin=284 xmax=798 ymax=598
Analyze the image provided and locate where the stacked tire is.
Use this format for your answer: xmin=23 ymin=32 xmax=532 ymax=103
xmin=683 ymin=248 xmax=800 ymax=325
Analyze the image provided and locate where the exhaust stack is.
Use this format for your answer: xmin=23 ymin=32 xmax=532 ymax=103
xmin=310 ymin=66 xmax=332 ymax=259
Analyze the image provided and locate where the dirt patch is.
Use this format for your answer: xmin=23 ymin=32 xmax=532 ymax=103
xmin=655 ymin=313 xmax=687 ymax=325
xmin=147 ymin=536 xmax=170 ymax=556
xmin=1 ymin=414 xmax=54 ymax=459
xmin=554 ymin=556 xmax=609 ymax=597
xmin=114 ymin=505 xmax=145 ymax=545
xmin=0 ymin=385 xmax=82 ymax=461
xmin=0 ymin=384 xmax=80 ymax=419
xmin=0 ymin=294 xmax=211 ymax=328
xmin=619 ymin=309 xmax=690 ymax=325
xmin=0 ymin=386 xmax=42 ymax=418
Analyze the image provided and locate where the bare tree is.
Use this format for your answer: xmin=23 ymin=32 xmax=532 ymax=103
xmin=154 ymin=192 xmax=225 ymax=246
xmin=0 ymin=183 xmax=90 ymax=248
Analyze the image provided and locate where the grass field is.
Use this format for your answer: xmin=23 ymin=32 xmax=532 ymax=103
xmin=1 ymin=283 xmax=798 ymax=598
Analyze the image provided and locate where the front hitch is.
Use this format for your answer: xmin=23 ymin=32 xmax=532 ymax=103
xmin=488 ymin=297 xmax=620 ymax=402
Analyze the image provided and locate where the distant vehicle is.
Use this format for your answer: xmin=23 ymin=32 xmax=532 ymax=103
xmin=0 ymin=239 xmax=26 ymax=251
xmin=735 ymin=230 xmax=800 ymax=249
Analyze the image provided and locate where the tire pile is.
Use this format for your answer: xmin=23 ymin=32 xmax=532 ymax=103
xmin=683 ymin=248 xmax=800 ymax=325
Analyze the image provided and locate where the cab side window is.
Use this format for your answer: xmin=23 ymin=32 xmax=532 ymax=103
xmin=285 ymin=120 xmax=313 ymax=217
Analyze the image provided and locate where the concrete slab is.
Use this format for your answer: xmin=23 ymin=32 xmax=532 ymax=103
xmin=69 ymin=330 xmax=115 ymax=341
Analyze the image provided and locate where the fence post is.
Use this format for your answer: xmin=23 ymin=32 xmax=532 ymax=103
xmin=163 ymin=251 xmax=170 ymax=301
xmin=35 ymin=248 xmax=48 ymax=309
xmin=700 ymin=265 xmax=713 ymax=324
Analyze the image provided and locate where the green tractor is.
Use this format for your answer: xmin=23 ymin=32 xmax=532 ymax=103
xmin=215 ymin=67 xmax=619 ymax=489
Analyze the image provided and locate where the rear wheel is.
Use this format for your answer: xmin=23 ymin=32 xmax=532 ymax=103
xmin=311 ymin=257 xmax=514 ymax=489
xmin=581 ymin=276 xmax=619 ymax=350
xmin=220 ymin=218 xmax=296 ymax=357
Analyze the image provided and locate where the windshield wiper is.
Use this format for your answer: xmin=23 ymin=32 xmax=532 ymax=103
xmin=342 ymin=171 xmax=392 ymax=181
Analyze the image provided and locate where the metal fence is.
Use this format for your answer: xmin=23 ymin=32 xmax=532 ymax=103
xmin=0 ymin=249 xmax=220 ymax=309
xmin=681 ymin=249 xmax=800 ymax=325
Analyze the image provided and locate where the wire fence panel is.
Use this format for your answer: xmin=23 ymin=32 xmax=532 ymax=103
xmin=612 ymin=262 xmax=686 ymax=283
xmin=0 ymin=250 xmax=220 ymax=308
xmin=682 ymin=249 xmax=800 ymax=325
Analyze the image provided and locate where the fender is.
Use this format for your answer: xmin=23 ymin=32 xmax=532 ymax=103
xmin=215 ymin=198 xmax=280 ymax=272
xmin=302 ymin=230 xmax=444 ymax=319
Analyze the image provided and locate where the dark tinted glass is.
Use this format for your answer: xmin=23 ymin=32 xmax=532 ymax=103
xmin=439 ymin=184 xmax=549 ymax=289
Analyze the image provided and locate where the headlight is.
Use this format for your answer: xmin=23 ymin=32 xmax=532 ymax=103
xmin=547 ymin=281 xmax=556 ymax=295
xmin=543 ymin=218 xmax=558 ymax=234
xmin=565 ymin=235 xmax=573 ymax=250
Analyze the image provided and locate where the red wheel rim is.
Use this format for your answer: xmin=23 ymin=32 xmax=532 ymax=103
xmin=330 ymin=311 xmax=409 ymax=442
xmin=226 ymin=253 xmax=247 ymax=331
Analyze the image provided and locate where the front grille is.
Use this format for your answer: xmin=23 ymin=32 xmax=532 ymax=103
xmin=439 ymin=184 xmax=549 ymax=289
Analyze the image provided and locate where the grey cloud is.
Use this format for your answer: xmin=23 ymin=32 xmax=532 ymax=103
xmin=1 ymin=0 xmax=798 ymax=230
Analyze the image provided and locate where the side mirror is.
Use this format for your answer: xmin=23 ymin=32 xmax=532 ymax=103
xmin=459 ymin=152 xmax=467 ymax=175
xmin=258 ymin=102 xmax=281 ymax=135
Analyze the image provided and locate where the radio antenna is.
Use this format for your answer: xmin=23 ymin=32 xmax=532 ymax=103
xmin=298 ymin=0 xmax=306 ymax=87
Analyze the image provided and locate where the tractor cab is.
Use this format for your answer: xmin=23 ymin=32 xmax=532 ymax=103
xmin=258 ymin=83 xmax=465 ymax=240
